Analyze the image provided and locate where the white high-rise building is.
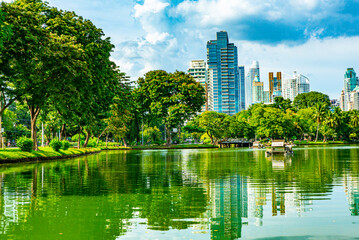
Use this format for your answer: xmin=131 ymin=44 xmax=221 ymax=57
xmin=188 ymin=60 xmax=208 ymax=112
xmin=246 ymin=61 xmax=260 ymax=109
xmin=282 ymin=72 xmax=310 ymax=101
xmin=343 ymin=68 xmax=358 ymax=111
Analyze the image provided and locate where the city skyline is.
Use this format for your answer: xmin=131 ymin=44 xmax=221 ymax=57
xmin=3 ymin=0 xmax=359 ymax=99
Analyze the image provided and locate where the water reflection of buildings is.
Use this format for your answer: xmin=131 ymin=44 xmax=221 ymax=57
xmin=344 ymin=174 xmax=359 ymax=216
xmin=210 ymin=175 xmax=248 ymax=240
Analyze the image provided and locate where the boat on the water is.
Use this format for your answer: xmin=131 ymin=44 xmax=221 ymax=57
xmin=265 ymin=140 xmax=294 ymax=155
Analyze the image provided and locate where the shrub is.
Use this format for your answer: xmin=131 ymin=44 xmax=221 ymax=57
xmin=87 ymin=137 xmax=98 ymax=147
xmin=61 ymin=140 xmax=70 ymax=150
xmin=50 ymin=138 xmax=62 ymax=151
xmin=17 ymin=137 xmax=33 ymax=152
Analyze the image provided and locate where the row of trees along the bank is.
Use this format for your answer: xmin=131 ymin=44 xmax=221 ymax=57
xmin=0 ymin=0 xmax=205 ymax=150
xmin=185 ymin=91 xmax=359 ymax=144
xmin=0 ymin=0 xmax=126 ymax=150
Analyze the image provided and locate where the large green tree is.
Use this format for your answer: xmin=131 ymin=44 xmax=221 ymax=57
xmin=136 ymin=70 xmax=205 ymax=145
xmin=293 ymin=91 xmax=330 ymax=109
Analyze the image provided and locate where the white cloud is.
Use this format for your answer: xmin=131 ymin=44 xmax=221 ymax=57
xmin=174 ymin=0 xmax=342 ymax=25
xmin=145 ymin=32 xmax=170 ymax=44
xmin=134 ymin=0 xmax=169 ymax=18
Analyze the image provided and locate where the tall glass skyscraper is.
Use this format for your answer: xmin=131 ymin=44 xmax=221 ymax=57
xmin=207 ymin=31 xmax=244 ymax=115
xmin=246 ymin=61 xmax=260 ymax=108
xmin=343 ymin=68 xmax=359 ymax=111
xmin=238 ymin=66 xmax=246 ymax=111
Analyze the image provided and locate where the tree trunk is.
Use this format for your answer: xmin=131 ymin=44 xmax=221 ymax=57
xmin=315 ymin=122 xmax=319 ymax=142
xmin=77 ymin=127 xmax=82 ymax=149
xmin=29 ymin=106 xmax=40 ymax=151
xmin=122 ymin=137 xmax=128 ymax=147
xmin=106 ymin=133 xmax=109 ymax=148
xmin=165 ymin=125 xmax=171 ymax=146
xmin=83 ymin=130 xmax=90 ymax=148
xmin=59 ymin=124 xmax=66 ymax=141
xmin=97 ymin=127 xmax=107 ymax=146
xmin=207 ymin=131 xmax=214 ymax=144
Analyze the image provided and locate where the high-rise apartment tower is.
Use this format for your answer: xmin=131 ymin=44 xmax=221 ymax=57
xmin=207 ymin=31 xmax=244 ymax=115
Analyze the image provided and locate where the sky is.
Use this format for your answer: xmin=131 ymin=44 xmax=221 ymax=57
xmin=4 ymin=0 xmax=359 ymax=99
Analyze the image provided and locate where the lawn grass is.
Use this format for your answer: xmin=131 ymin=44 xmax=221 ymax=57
xmin=0 ymin=147 xmax=101 ymax=161
xmin=293 ymin=140 xmax=347 ymax=145
xmin=100 ymin=143 xmax=218 ymax=150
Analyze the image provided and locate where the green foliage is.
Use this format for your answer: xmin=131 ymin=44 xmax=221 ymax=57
xmin=71 ymin=134 xmax=85 ymax=142
xmin=87 ymin=138 xmax=99 ymax=148
xmin=142 ymin=126 xmax=162 ymax=145
xmin=17 ymin=137 xmax=33 ymax=152
xmin=50 ymin=138 xmax=62 ymax=151
xmin=61 ymin=140 xmax=70 ymax=150
xmin=136 ymin=70 xmax=205 ymax=145
xmin=293 ymin=91 xmax=330 ymax=109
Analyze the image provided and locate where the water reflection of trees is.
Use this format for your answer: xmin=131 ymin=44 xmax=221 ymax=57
xmin=0 ymin=147 xmax=358 ymax=239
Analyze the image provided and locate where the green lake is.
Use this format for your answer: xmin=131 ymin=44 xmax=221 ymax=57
xmin=0 ymin=146 xmax=359 ymax=239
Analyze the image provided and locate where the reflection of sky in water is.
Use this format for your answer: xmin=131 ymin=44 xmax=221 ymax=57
xmin=0 ymin=146 xmax=358 ymax=239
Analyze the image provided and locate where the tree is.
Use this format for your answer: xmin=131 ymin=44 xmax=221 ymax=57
xmin=142 ymin=126 xmax=162 ymax=145
xmin=136 ymin=70 xmax=205 ymax=145
xmin=313 ymin=102 xmax=329 ymax=142
xmin=105 ymin=96 xmax=133 ymax=147
xmin=1 ymin=0 xmax=87 ymax=150
xmin=196 ymin=111 xmax=228 ymax=144
xmin=251 ymin=106 xmax=292 ymax=139
xmin=0 ymin=8 xmax=11 ymax=49
xmin=272 ymin=96 xmax=293 ymax=112
xmin=293 ymin=91 xmax=330 ymax=109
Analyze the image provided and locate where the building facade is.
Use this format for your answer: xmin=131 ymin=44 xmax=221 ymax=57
xmin=207 ymin=31 xmax=244 ymax=115
xmin=252 ymin=75 xmax=264 ymax=104
xmin=188 ymin=60 xmax=208 ymax=112
xmin=269 ymin=72 xmax=282 ymax=102
xmin=342 ymin=68 xmax=359 ymax=111
xmin=238 ymin=66 xmax=246 ymax=111
xmin=246 ymin=61 xmax=260 ymax=108
xmin=282 ymin=72 xmax=310 ymax=102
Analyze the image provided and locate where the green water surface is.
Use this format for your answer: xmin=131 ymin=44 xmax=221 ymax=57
xmin=0 ymin=146 xmax=358 ymax=239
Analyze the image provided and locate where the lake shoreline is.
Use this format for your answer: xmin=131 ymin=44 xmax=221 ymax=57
xmin=0 ymin=148 xmax=101 ymax=165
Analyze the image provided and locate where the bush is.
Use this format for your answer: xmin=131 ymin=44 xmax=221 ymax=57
xmin=17 ymin=137 xmax=33 ymax=152
xmin=61 ymin=140 xmax=70 ymax=150
xmin=87 ymin=137 xmax=98 ymax=148
xmin=50 ymin=138 xmax=62 ymax=151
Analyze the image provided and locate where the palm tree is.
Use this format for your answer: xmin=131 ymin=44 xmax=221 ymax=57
xmin=314 ymin=102 xmax=329 ymax=142
xmin=350 ymin=109 xmax=359 ymax=128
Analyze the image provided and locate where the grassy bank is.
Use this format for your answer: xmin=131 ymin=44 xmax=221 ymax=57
xmin=293 ymin=140 xmax=348 ymax=145
xmin=100 ymin=144 xmax=218 ymax=150
xmin=0 ymin=147 xmax=101 ymax=163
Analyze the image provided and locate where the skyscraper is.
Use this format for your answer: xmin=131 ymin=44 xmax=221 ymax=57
xmin=343 ymin=68 xmax=359 ymax=111
xmin=238 ymin=66 xmax=246 ymax=111
xmin=246 ymin=61 xmax=260 ymax=108
xmin=207 ymin=31 xmax=244 ymax=115
xmin=282 ymin=72 xmax=310 ymax=101
xmin=188 ymin=60 xmax=208 ymax=112
xmin=252 ymin=75 xmax=264 ymax=104
xmin=269 ymin=72 xmax=282 ymax=102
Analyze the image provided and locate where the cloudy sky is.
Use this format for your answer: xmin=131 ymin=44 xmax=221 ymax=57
xmin=5 ymin=0 xmax=359 ymax=98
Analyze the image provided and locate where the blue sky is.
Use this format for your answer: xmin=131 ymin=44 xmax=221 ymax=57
xmin=5 ymin=0 xmax=359 ymax=98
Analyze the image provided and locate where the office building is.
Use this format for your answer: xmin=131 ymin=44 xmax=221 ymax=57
xmin=238 ymin=66 xmax=246 ymax=111
xmin=252 ymin=75 xmax=264 ymax=104
xmin=282 ymin=72 xmax=310 ymax=101
xmin=246 ymin=61 xmax=260 ymax=108
xmin=263 ymin=91 xmax=270 ymax=104
xmin=269 ymin=72 xmax=282 ymax=102
xmin=188 ymin=60 xmax=208 ymax=112
xmin=207 ymin=31 xmax=244 ymax=115
xmin=342 ymin=68 xmax=359 ymax=111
